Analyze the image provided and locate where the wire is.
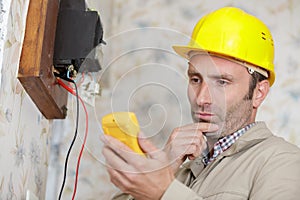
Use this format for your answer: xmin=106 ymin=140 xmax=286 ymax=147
xmin=58 ymin=78 xmax=79 ymax=200
xmin=71 ymin=86 xmax=88 ymax=200
xmin=56 ymin=78 xmax=89 ymax=200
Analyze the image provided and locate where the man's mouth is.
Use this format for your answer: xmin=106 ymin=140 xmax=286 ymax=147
xmin=193 ymin=111 xmax=215 ymax=121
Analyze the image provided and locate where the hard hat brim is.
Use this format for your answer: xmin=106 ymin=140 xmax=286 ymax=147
xmin=172 ymin=45 xmax=209 ymax=59
xmin=172 ymin=45 xmax=275 ymax=86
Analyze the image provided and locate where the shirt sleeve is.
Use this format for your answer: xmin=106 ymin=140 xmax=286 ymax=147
xmin=111 ymin=179 xmax=204 ymax=200
xmin=161 ymin=179 xmax=204 ymax=200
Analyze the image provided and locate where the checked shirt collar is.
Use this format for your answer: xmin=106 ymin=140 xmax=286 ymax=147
xmin=202 ymin=122 xmax=256 ymax=165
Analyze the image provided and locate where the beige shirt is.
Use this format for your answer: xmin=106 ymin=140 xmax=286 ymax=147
xmin=112 ymin=122 xmax=300 ymax=200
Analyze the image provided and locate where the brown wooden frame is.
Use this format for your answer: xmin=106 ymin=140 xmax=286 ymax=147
xmin=18 ymin=0 xmax=68 ymax=119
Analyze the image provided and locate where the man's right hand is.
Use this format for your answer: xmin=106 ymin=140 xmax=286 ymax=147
xmin=164 ymin=123 xmax=219 ymax=173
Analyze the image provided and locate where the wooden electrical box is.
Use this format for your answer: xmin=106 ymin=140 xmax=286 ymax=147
xmin=18 ymin=0 xmax=68 ymax=119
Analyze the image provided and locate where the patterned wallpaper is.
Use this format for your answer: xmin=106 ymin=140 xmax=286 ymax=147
xmin=1 ymin=0 xmax=299 ymax=199
xmin=0 ymin=0 xmax=10 ymax=88
xmin=46 ymin=0 xmax=300 ymax=199
xmin=0 ymin=0 xmax=50 ymax=199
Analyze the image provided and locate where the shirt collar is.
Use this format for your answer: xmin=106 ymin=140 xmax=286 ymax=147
xmin=188 ymin=122 xmax=271 ymax=178
xmin=202 ymin=122 xmax=256 ymax=165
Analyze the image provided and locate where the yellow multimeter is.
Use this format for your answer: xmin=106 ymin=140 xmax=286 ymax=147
xmin=101 ymin=112 xmax=144 ymax=155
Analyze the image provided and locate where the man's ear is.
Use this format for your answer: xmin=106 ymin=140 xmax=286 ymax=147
xmin=253 ymin=80 xmax=270 ymax=108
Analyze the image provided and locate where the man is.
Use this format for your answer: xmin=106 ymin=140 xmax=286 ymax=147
xmin=102 ymin=7 xmax=300 ymax=199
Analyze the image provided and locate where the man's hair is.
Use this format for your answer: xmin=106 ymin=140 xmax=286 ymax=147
xmin=244 ymin=71 xmax=268 ymax=100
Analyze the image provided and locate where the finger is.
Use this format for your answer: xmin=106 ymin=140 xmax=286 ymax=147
xmin=103 ymin=135 xmax=136 ymax=154
xmin=167 ymin=134 xmax=207 ymax=160
xmin=102 ymin=135 xmax=141 ymax=170
xmin=104 ymin=135 xmax=149 ymax=168
xmin=167 ymin=133 xmax=204 ymax=151
xmin=184 ymin=122 xmax=219 ymax=132
xmin=138 ymin=137 xmax=162 ymax=160
xmin=168 ymin=123 xmax=217 ymax=143
xmin=102 ymin=145 xmax=134 ymax=172
xmin=187 ymin=144 xmax=203 ymax=159
xmin=106 ymin=167 xmax=132 ymax=192
xmin=168 ymin=130 xmax=200 ymax=144
xmin=187 ymin=136 xmax=208 ymax=160
xmin=179 ymin=143 xmax=201 ymax=158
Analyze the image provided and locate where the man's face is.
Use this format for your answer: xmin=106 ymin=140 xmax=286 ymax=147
xmin=187 ymin=54 xmax=255 ymax=138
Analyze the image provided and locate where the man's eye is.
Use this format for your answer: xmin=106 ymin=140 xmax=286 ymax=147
xmin=190 ymin=77 xmax=201 ymax=84
xmin=216 ymin=79 xmax=229 ymax=86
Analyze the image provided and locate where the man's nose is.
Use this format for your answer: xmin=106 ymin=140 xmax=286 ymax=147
xmin=196 ymin=82 xmax=212 ymax=106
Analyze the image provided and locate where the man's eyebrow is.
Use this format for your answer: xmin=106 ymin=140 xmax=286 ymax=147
xmin=188 ymin=62 xmax=233 ymax=79
xmin=187 ymin=62 xmax=201 ymax=76
xmin=187 ymin=69 xmax=201 ymax=76
xmin=208 ymin=73 xmax=234 ymax=81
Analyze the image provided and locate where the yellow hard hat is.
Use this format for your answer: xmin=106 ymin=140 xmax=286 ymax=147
xmin=173 ymin=7 xmax=275 ymax=86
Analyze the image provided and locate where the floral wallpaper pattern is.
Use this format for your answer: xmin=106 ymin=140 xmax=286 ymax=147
xmin=0 ymin=0 xmax=50 ymax=199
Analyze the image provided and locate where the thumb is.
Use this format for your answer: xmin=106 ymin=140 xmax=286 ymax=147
xmin=138 ymin=132 xmax=157 ymax=152
xmin=138 ymin=133 xmax=161 ymax=159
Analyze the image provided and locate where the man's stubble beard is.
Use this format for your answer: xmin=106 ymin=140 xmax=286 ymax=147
xmin=192 ymin=93 xmax=253 ymax=139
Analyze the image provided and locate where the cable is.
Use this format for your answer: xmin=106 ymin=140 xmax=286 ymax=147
xmin=57 ymin=79 xmax=79 ymax=200
xmin=56 ymin=78 xmax=89 ymax=200
xmin=71 ymin=86 xmax=88 ymax=200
